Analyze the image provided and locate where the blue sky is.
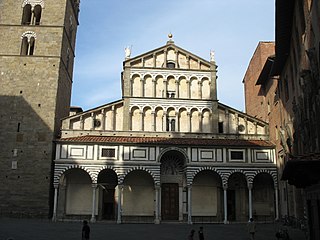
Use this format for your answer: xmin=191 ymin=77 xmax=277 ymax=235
xmin=72 ymin=0 xmax=275 ymax=112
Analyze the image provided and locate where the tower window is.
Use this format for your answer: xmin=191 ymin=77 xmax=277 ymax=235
xmin=21 ymin=37 xmax=35 ymax=55
xmin=21 ymin=4 xmax=42 ymax=25
xmin=33 ymin=5 xmax=42 ymax=25
xmin=22 ymin=4 xmax=32 ymax=25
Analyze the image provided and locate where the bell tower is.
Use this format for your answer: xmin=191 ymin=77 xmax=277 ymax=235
xmin=0 ymin=0 xmax=80 ymax=217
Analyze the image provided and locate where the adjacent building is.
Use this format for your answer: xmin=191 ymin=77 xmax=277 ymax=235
xmin=243 ymin=1 xmax=320 ymax=239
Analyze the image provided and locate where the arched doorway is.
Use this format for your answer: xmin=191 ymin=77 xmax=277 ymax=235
xmin=160 ymin=149 xmax=187 ymax=221
xmin=227 ymin=172 xmax=248 ymax=222
xmin=122 ymin=170 xmax=155 ymax=222
xmin=97 ymin=169 xmax=118 ymax=220
xmin=60 ymin=168 xmax=92 ymax=217
xmin=192 ymin=170 xmax=223 ymax=222
xmin=253 ymin=173 xmax=275 ymax=221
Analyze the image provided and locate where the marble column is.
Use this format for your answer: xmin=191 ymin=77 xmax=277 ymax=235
xmin=198 ymin=81 xmax=202 ymax=99
xmin=188 ymin=186 xmax=192 ymax=224
xmin=248 ymin=184 xmax=253 ymax=220
xmin=223 ymin=186 xmax=228 ymax=224
xmin=154 ymin=186 xmax=160 ymax=224
xmin=187 ymin=112 xmax=191 ymax=132
xmin=275 ymin=186 xmax=279 ymax=220
xmin=175 ymin=79 xmax=179 ymax=98
xmin=186 ymin=79 xmax=191 ymax=98
xmin=117 ymin=185 xmax=123 ymax=224
xmin=152 ymin=78 xmax=156 ymax=97
xmin=151 ymin=111 xmax=156 ymax=131
xmin=140 ymin=78 xmax=144 ymax=97
xmin=52 ymin=184 xmax=59 ymax=222
xmin=90 ymin=184 xmax=97 ymax=222
xmin=179 ymin=186 xmax=183 ymax=221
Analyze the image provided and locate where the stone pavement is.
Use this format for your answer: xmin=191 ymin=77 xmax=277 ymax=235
xmin=0 ymin=218 xmax=306 ymax=240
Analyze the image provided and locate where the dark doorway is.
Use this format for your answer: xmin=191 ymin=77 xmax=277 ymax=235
xmin=102 ymin=188 xmax=115 ymax=220
xmin=227 ymin=190 xmax=236 ymax=221
xmin=97 ymin=169 xmax=117 ymax=220
xmin=161 ymin=183 xmax=179 ymax=220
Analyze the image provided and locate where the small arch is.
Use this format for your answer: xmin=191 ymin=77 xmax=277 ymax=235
xmin=97 ymin=168 xmax=118 ymax=220
xmin=227 ymin=172 xmax=249 ymax=221
xmin=21 ymin=4 xmax=32 ymax=25
xmin=33 ymin=5 xmax=42 ymax=25
xmin=61 ymin=168 xmax=93 ymax=216
xmin=158 ymin=147 xmax=189 ymax=164
xmin=252 ymin=172 xmax=275 ymax=221
xmin=122 ymin=169 xmax=155 ymax=218
xmin=20 ymin=32 xmax=37 ymax=56
xmin=123 ymin=167 xmax=156 ymax=184
xmin=191 ymin=170 xmax=223 ymax=221
xmin=56 ymin=165 xmax=94 ymax=184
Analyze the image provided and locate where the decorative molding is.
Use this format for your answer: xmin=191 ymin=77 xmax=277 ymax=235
xmin=21 ymin=31 xmax=37 ymax=40
xmin=22 ymin=0 xmax=45 ymax=8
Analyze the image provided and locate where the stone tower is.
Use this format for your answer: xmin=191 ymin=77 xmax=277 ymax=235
xmin=0 ymin=0 xmax=79 ymax=217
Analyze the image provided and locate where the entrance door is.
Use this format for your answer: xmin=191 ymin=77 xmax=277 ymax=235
xmin=161 ymin=183 xmax=179 ymax=220
xmin=102 ymin=188 xmax=115 ymax=220
xmin=227 ymin=190 xmax=236 ymax=221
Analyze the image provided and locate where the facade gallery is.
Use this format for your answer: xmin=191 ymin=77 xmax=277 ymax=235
xmin=52 ymin=38 xmax=278 ymax=223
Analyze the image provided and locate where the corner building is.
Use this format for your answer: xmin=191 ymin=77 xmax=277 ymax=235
xmin=53 ymin=37 xmax=278 ymax=224
xmin=0 ymin=0 xmax=79 ymax=217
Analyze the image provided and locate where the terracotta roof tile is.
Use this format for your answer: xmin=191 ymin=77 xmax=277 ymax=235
xmin=57 ymin=135 xmax=274 ymax=147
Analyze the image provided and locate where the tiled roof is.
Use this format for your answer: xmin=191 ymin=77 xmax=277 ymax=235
xmin=57 ymin=135 xmax=274 ymax=147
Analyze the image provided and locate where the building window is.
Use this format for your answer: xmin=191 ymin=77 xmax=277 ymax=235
xmin=101 ymin=148 xmax=116 ymax=158
xmin=229 ymin=150 xmax=245 ymax=162
xmin=166 ymin=62 xmax=175 ymax=68
xmin=21 ymin=4 xmax=32 ymax=25
xmin=218 ymin=122 xmax=224 ymax=133
xmin=20 ymin=32 xmax=36 ymax=56
xmin=20 ymin=36 xmax=35 ymax=55
xmin=166 ymin=91 xmax=175 ymax=98
xmin=21 ymin=4 xmax=42 ymax=25
xmin=33 ymin=5 xmax=42 ymax=25
xmin=166 ymin=118 xmax=175 ymax=131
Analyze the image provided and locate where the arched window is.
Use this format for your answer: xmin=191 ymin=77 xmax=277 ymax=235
xmin=29 ymin=37 xmax=35 ymax=55
xmin=33 ymin=5 xmax=42 ymax=25
xmin=21 ymin=4 xmax=32 ymax=25
xmin=166 ymin=118 xmax=176 ymax=131
xmin=166 ymin=61 xmax=176 ymax=69
xmin=20 ymin=37 xmax=29 ymax=55
xmin=20 ymin=32 xmax=36 ymax=56
xmin=21 ymin=3 xmax=43 ymax=25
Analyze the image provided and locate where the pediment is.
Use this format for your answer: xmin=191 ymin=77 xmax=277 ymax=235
xmin=125 ymin=40 xmax=212 ymax=70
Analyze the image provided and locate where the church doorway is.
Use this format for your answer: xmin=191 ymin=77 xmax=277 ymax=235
xmin=161 ymin=183 xmax=179 ymax=220
xmin=97 ymin=169 xmax=118 ymax=220
xmin=160 ymin=149 xmax=187 ymax=222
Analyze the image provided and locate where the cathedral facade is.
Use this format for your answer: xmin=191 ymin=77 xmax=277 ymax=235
xmin=52 ymin=37 xmax=278 ymax=223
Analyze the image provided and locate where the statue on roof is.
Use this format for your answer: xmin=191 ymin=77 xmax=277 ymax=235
xmin=125 ymin=46 xmax=131 ymax=59
xmin=210 ymin=50 xmax=215 ymax=62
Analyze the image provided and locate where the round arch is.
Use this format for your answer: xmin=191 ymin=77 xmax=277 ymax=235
xmin=191 ymin=170 xmax=224 ymax=222
xmin=122 ymin=169 xmax=155 ymax=221
xmin=227 ymin=172 xmax=248 ymax=222
xmin=158 ymin=147 xmax=189 ymax=163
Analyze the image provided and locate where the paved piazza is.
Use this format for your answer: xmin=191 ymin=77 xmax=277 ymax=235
xmin=0 ymin=218 xmax=306 ymax=240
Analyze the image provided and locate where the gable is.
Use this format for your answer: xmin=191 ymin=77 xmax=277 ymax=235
xmin=126 ymin=41 xmax=212 ymax=70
